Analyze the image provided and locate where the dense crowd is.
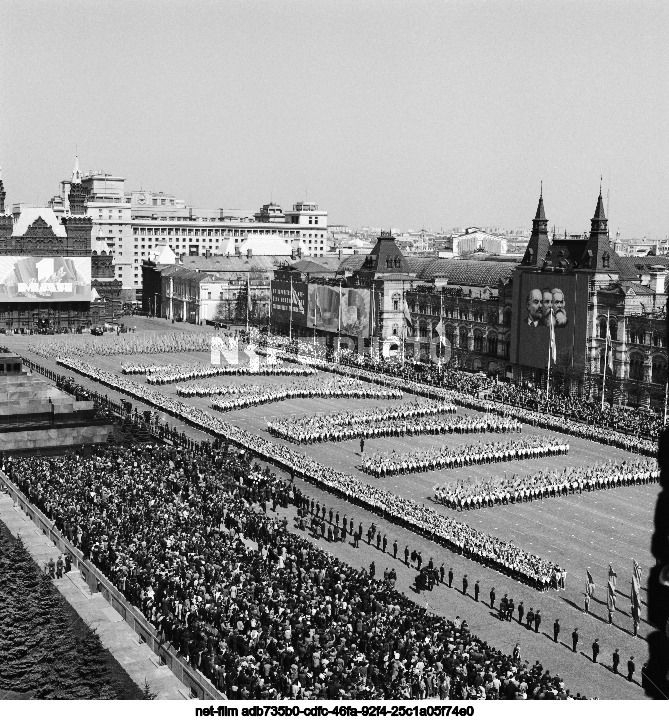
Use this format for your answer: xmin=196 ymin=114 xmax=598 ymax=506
xmin=362 ymin=436 xmax=569 ymax=478
xmin=434 ymin=457 xmax=659 ymax=511
xmin=264 ymin=348 xmax=657 ymax=456
xmin=2 ymin=445 xmax=578 ymax=700
xmin=146 ymin=363 xmax=317 ymax=385
xmin=30 ymin=330 xmax=219 ymax=358
xmin=56 ymin=357 xmax=565 ymax=588
xmin=210 ymin=379 xmax=403 ymax=412
xmin=269 ymin=411 xmax=520 ymax=445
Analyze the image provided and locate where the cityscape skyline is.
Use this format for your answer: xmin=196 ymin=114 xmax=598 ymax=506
xmin=1 ymin=1 xmax=667 ymax=237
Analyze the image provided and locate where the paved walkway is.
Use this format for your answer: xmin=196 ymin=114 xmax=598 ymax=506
xmin=0 ymin=493 xmax=189 ymax=700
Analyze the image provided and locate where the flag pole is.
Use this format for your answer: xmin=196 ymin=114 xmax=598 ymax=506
xmin=246 ymin=275 xmax=250 ymax=335
xmin=664 ymin=378 xmax=669 ymax=426
xmin=289 ymin=276 xmax=293 ymax=343
xmin=338 ymin=280 xmax=342 ymax=351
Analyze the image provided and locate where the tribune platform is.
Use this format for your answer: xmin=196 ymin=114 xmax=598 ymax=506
xmin=0 ymin=352 xmax=113 ymax=451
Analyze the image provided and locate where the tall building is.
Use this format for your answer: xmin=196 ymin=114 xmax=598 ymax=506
xmin=0 ymin=164 xmax=95 ymax=331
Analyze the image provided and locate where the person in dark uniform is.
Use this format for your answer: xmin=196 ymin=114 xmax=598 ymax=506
xmin=592 ymin=639 xmax=600 ymax=663
xmin=404 ymin=545 xmax=410 ymax=566
xmin=369 ymin=561 xmax=376 ymax=579
xmin=393 ymin=540 xmax=398 ymax=559
xmin=612 ymin=649 xmax=620 ymax=674
xmin=508 ymin=598 xmax=515 ymax=622
xmin=416 ymin=551 xmax=422 ymax=570
xmin=526 ymin=607 xmax=534 ymax=630
xmin=382 ymin=535 xmax=387 ymax=554
xmin=553 ymin=618 xmax=560 ymax=643
xmin=518 ymin=601 xmax=525 ymax=625
xmin=439 ymin=564 xmax=445 ymax=585
xmin=462 ymin=574 xmax=468 ymax=596
xmin=474 ymin=580 xmax=480 ymax=602
xmin=489 ymin=587 xmax=495 ymax=608
xmin=360 ymin=437 xmax=365 ymax=454
xmin=376 ymin=532 xmax=381 ymax=549
xmin=627 ymin=656 xmax=635 ymax=682
xmin=448 ymin=568 xmax=454 ymax=588
xmin=56 ymin=555 xmax=64 ymax=579
xmin=534 ymin=609 xmax=541 ymax=633
xmin=572 ymin=628 xmax=579 ymax=653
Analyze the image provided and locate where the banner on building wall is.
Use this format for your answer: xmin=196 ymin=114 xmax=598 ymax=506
xmin=0 ymin=256 xmax=91 ymax=302
xmin=510 ymin=271 xmax=588 ymax=370
xmin=271 ymin=280 xmax=308 ymax=326
xmin=307 ymin=285 xmax=371 ymax=337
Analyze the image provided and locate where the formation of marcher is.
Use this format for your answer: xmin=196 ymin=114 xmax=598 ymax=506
xmin=261 ymin=346 xmax=657 ymax=456
xmin=31 ymin=330 xmax=220 ymax=358
xmin=211 ymin=379 xmax=402 ymax=412
xmin=177 ymin=383 xmax=267 ymax=398
xmin=269 ymin=411 xmax=520 ymax=445
xmin=56 ymin=357 xmax=565 ymax=589
xmin=434 ymin=457 xmax=659 ymax=510
xmin=2 ymin=444 xmax=580 ymax=701
xmin=361 ymin=436 xmax=568 ymax=478
xmin=145 ymin=363 xmax=317 ymax=384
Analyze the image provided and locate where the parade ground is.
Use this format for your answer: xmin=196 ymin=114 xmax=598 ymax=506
xmin=2 ymin=322 xmax=658 ymax=699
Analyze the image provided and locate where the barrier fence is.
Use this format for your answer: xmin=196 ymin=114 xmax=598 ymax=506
xmin=0 ymin=469 xmax=224 ymax=701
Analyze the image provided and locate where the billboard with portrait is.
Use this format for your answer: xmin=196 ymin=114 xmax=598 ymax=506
xmin=307 ymin=285 xmax=371 ymax=337
xmin=271 ymin=280 xmax=308 ymax=326
xmin=510 ymin=270 xmax=589 ymax=369
xmin=0 ymin=256 xmax=91 ymax=303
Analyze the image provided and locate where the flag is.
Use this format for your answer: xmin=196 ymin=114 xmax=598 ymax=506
xmin=435 ymin=319 xmax=445 ymax=345
xmin=632 ymin=559 xmax=642 ymax=619
xmin=247 ymin=277 xmax=252 ymax=312
xmin=403 ymin=300 xmax=413 ymax=327
xmin=607 ymin=579 xmax=616 ymax=611
xmin=608 ymin=564 xmax=617 ymax=590
xmin=605 ymin=320 xmax=613 ymax=371
xmin=549 ymin=309 xmax=557 ymax=364
xmin=585 ymin=569 xmax=595 ymax=597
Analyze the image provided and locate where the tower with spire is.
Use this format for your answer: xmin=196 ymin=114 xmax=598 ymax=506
xmin=67 ymin=155 xmax=88 ymax=215
xmin=579 ymin=183 xmax=617 ymax=272
xmin=521 ymin=184 xmax=550 ymax=267
xmin=62 ymin=155 xmax=93 ymax=256
xmin=0 ymin=167 xmax=13 ymax=244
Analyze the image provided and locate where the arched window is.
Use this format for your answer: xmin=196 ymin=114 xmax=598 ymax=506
xmin=444 ymin=326 xmax=455 ymax=345
xmin=629 ymin=353 xmax=645 ymax=381
xmin=425 ymin=303 xmax=432 ymax=316
xmin=386 ymin=257 xmax=393 ymax=268
xmin=653 ymin=332 xmax=660 ymax=347
xmin=459 ymin=326 xmax=468 ymax=348
xmin=473 ymin=330 xmax=483 ymax=352
xmin=419 ymin=320 xmax=428 ymax=339
xmin=419 ymin=304 xmax=426 ymax=315
xmin=394 ymin=257 xmax=401 ymax=268
xmin=392 ymin=293 xmax=400 ymax=312
xmin=629 ymin=329 xmax=638 ymax=345
xmin=609 ymin=319 xmax=617 ymax=342
xmin=487 ymin=333 xmax=498 ymax=356
xmin=652 ymin=356 xmax=667 ymax=385
xmin=598 ymin=317 xmax=607 ymax=339
xmin=391 ymin=324 xmax=399 ymax=337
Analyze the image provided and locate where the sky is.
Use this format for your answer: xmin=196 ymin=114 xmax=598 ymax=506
xmin=1 ymin=0 xmax=667 ymax=236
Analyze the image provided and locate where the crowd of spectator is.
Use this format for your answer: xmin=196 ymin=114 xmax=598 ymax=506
xmin=434 ymin=457 xmax=659 ymax=511
xmin=55 ymin=357 xmax=565 ymax=589
xmin=362 ymin=436 xmax=569 ymax=478
xmin=2 ymin=444 xmax=581 ymax=700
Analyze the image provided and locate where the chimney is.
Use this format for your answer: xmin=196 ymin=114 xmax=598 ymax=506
xmin=235 ymin=246 xmax=241 ymax=256
xmin=247 ymin=248 xmax=253 ymax=258
xmin=648 ymin=267 xmax=668 ymax=294
xmin=291 ymin=248 xmax=297 ymax=260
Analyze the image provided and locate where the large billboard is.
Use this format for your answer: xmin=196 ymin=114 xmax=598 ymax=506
xmin=0 ymin=256 xmax=91 ymax=302
xmin=307 ymin=285 xmax=371 ymax=337
xmin=510 ymin=270 xmax=589 ymax=369
xmin=271 ymin=280 xmax=308 ymax=326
